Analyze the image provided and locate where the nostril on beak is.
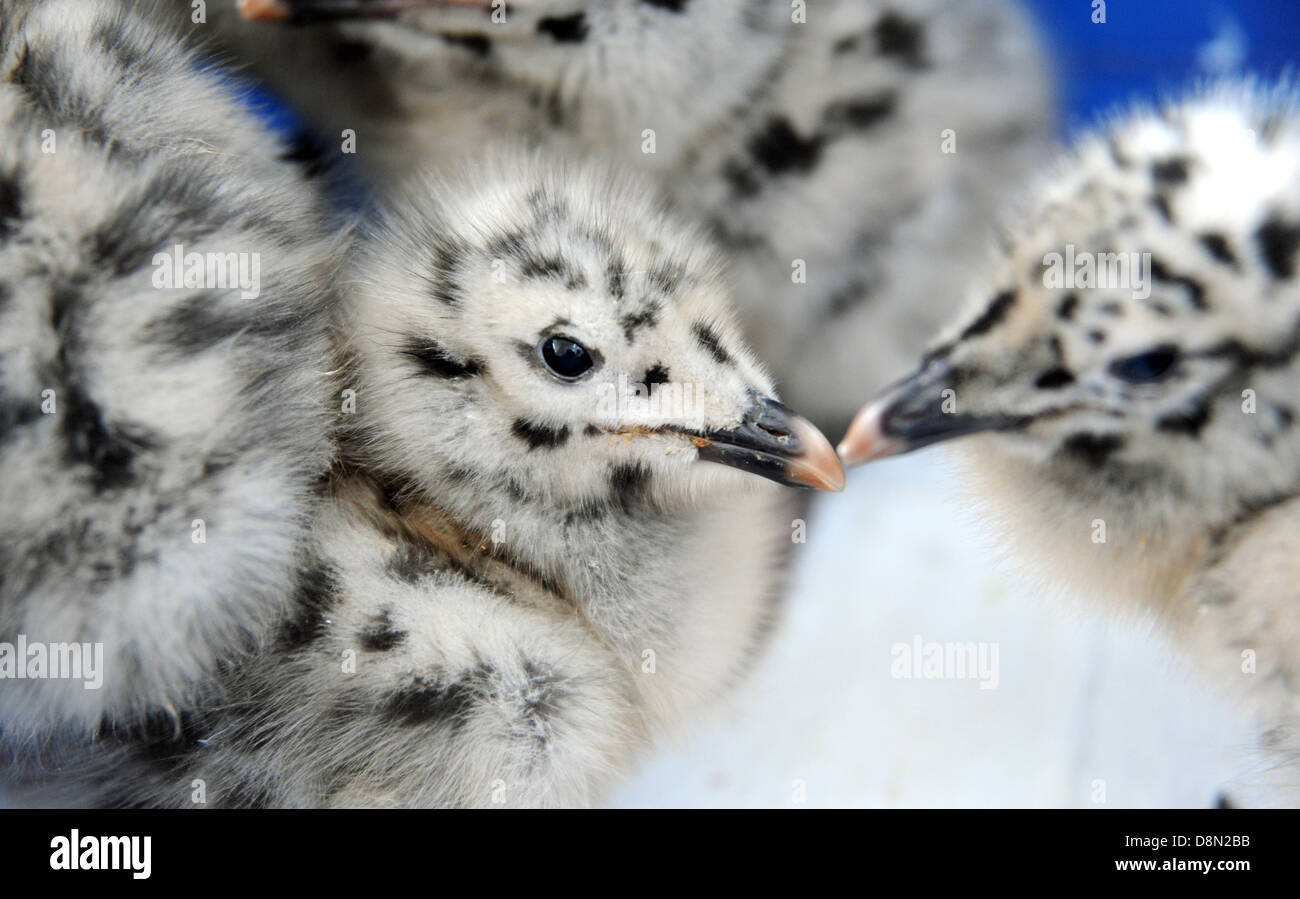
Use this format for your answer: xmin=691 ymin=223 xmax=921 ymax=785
xmin=691 ymin=392 xmax=845 ymax=491
xmin=756 ymin=422 xmax=791 ymax=441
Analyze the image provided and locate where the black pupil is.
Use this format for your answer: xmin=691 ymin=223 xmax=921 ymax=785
xmin=541 ymin=336 xmax=592 ymax=378
xmin=1109 ymin=346 xmax=1178 ymax=383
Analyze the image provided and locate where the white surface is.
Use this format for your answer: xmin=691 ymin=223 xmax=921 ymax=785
xmin=609 ymin=452 xmax=1258 ymax=808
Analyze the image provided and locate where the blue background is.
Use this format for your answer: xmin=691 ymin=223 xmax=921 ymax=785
xmin=1022 ymin=0 xmax=1300 ymax=134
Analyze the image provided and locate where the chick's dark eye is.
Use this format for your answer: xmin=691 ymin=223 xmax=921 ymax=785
xmin=1108 ymin=345 xmax=1179 ymax=383
xmin=540 ymin=335 xmax=594 ymax=379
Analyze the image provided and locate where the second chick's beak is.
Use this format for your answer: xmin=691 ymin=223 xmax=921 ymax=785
xmin=686 ymin=393 xmax=845 ymax=492
xmin=837 ymin=360 xmax=1026 ymax=467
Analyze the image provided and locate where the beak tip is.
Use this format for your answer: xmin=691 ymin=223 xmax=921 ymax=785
xmin=838 ymin=402 xmax=890 ymax=468
xmin=785 ymin=412 xmax=848 ymax=493
xmin=238 ymin=0 xmax=291 ymax=22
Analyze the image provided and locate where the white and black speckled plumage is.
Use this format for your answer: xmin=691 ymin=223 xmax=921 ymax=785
xmin=0 ymin=0 xmax=339 ymax=742
xmin=0 ymin=0 xmax=824 ymax=806
xmin=9 ymin=152 xmax=812 ymax=808
xmin=845 ymin=86 xmax=1300 ymax=804
xmin=201 ymin=0 xmax=1055 ymax=430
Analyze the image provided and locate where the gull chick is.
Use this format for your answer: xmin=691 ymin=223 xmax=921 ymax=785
xmin=841 ymin=87 xmax=1300 ymax=803
xmin=12 ymin=153 xmax=844 ymax=808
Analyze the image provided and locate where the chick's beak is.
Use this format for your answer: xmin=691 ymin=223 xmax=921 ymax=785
xmin=838 ymin=360 xmax=1024 ymax=467
xmin=238 ymin=0 xmax=487 ymax=23
xmin=688 ymin=393 xmax=845 ymax=492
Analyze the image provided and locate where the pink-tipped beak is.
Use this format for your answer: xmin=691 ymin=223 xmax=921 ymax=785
xmin=238 ymin=0 xmax=291 ymax=21
xmin=837 ymin=400 xmax=904 ymax=467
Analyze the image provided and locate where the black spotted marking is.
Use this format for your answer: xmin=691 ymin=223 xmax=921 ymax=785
xmin=747 ymin=117 xmax=824 ymax=175
xmin=280 ymin=562 xmax=339 ymax=649
xmin=692 ymin=322 xmax=732 ymax=364
xmin=521 ymin=254 xmax=586 ymax=290
xmin=647 ymin=264 xmax=684 ymax=295
xmin=1150 ymin=193 xmax=1173 ymax=223
xmin=1056 ymin=293 xmax=1079 ymax=321
xmin=641 ymin=0 xmax=689 ymax=9
xmin=621 ymin=307 xmax=659 ymax=343
xmin=90 ymin=20 xmax=151 ymax=75
xmin=58 ymin=382 xmax=159 ymax=494
xmin=1198 ymin=317 xmax=1300 ymax=369
xmin=1151 ymin=157 xmax=1190 ymax=186
xmin=50 ymin=282 xmax=78 ymax=332
xmin=920 ymin=342 xmax=954 ymax=365
xmin=605 ymin=256 xmax=626 ymax=300
xmin=46 ymin=281 xmax=154 ymax=494
xmin=1060 ymin=432 xmax=1124 ymax=468
xmin=537 ymin=12 xmax=588 ymax=42
xmin=143 ymin=291 xmax=285 ymax=358
xmin=89 ymin=170 xmax=222 ymax=277
xmin=564 ymin=500 xmax=608 ymax=526
xmin=0 ymin=173 xmax=22 ymax=240
xmin=512 ymin=418 xmax=570 ymax=450
xmin=959 ymin=290 xmax=1016 ymax=341
xmin=1198 ymin=232 xmax=1238 ymax=268
xmin=722 ymin=160 xmax=762 ymax=198
xmin=707 ymin=213 xmax=769 ymax=250
xmin=359 ymin=610 xmax=407 ymax=652
xmin=278 ymin=129 xmax=334 ymax=180
xmin=504 ymin=478 xmax=529 ymax=503
xmin=823 ymin=93 xmax=897 ymax=132
xmin=403 ymin=339 xmax=484 ymax=379
xmin=542 ymin=90 xmax=571 ymax=129
xmin=0 ymin=397 xmax=37 ymax=446
xmin=825 ymin=279 xmax=871 ymax=318
xmin=873 ymin=12 xmax=927 ymax=68
xmin=643 ymin=363 xmax=670 ymax=388
xmin=387 ymin=543 xmax=440 ymax=584
xmin=201 ymin=451 xmax=237 ymax=480
xmin=1098 ymin=300 xmax=1124 ymax=317
xmin=526 ymin=188 xmax=570 ymax=225
xmin=1149 ymin=257 xmax=1207 ymax=310
xmin=486 ymin=229 xmax=528 ymax=261
xmin=440 ymin=32 xmax=492 ymax=57
xmin=1088 ymin=329 xmax=1107 ymax=344
xmin=383 ymin=672 xmax=483 ymax=728
xmin=583 ymin=424 xmax=602 ymax=437
xmin=10 ymin=39 xmax=65 ymax=118
xmin=425 ymin=237 xmax=470 ymax=306
xmin=833 ymin=34 xmax=859 ymax=54
xmin=609 ymin=462 xmax=651 ymax=511
xmin=1255 ymin=216 xmax=1300 ymax=279
xmin=1156 ymin=396 xmax=1212 ymax=436
xmin=1035 ymin=368 xmax=1075 ymax=390
xmin=1048 ymin=335 xmax=1065 ymax=363
xmin=515 ymin=656 xmax=567 ymax=737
